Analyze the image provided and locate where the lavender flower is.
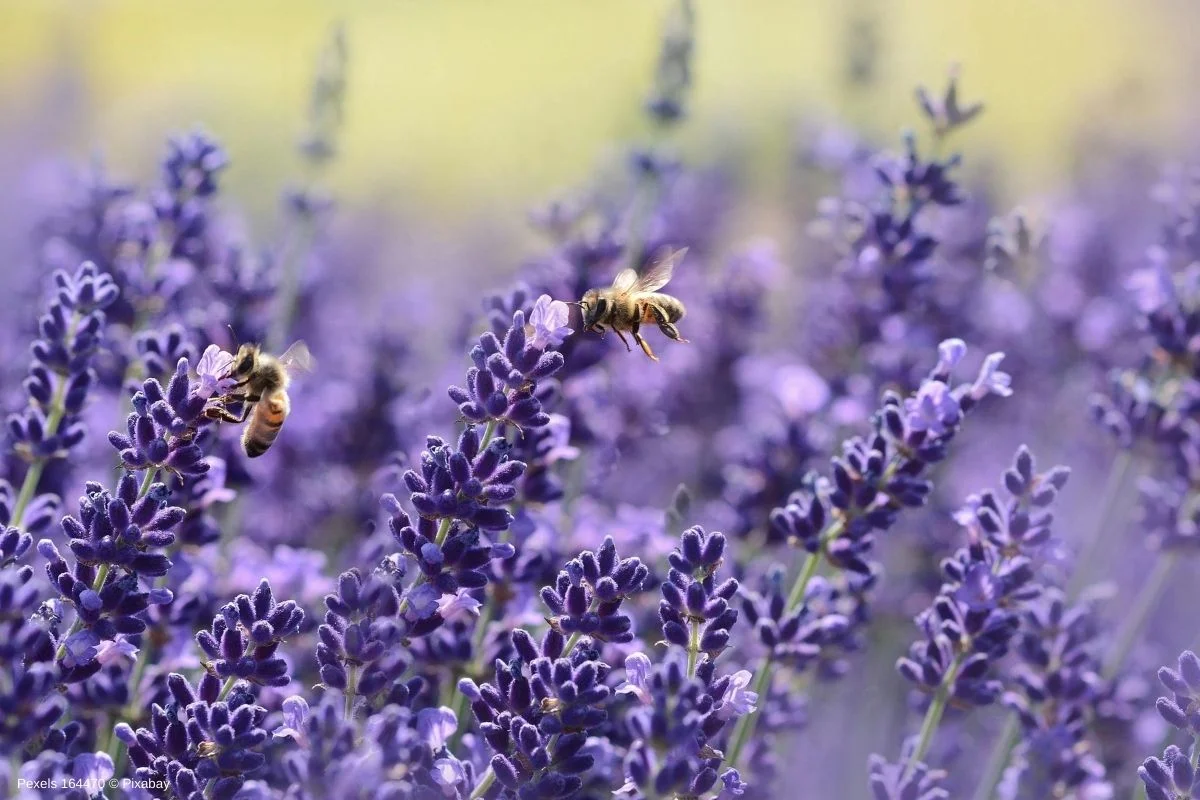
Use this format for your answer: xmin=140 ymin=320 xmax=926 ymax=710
xmin=194 ymin=579 xmax=304 ymax=688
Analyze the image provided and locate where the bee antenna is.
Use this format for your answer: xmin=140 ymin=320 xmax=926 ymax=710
xmin=226 ymin=324 xmax=240 ymax=349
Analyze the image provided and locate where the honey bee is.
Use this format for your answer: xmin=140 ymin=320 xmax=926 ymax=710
xmin=578 ymin=247 xmax=689 ymax=361
xmin=210 ymin=341 xmax=314 ymax=458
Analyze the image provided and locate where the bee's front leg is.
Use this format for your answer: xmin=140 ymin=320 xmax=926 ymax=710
xmin=613 ymin=328 xmax=633 ymax=353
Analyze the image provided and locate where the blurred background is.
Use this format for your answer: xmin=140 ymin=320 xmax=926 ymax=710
xmin=1 ymin=0 xmax=1197 ymax=255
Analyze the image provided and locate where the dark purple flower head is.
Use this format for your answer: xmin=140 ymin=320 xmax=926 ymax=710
xmin=771 ymin=339 xmax=1011 ymax=575
xmin=316 ymin=567 xmax=423 ymax=711
xmin=898 ymin=446 xmax=1066 ymax=712
xmin=448 ymin=308 xmax=567 ymax=430
xmin=1154 ymin=650 xmax=1200 ymax=737
xmin=160 ymin=130 xmax=228 ymax=199
xmin=1139 ymin=745 xmax=1200 ymax=800
xmin=195 ymin=579 xmax=304 ymax=688
xmin=119 ymin=671 xmax=269 ymax=800
xmin=659 ymin=526 xmax=738 ymax=657
xmin=540 ymin=535 xmax=648 ymax=643
xmin=397 ymin=428 xmax=524 ymax=531
xmin=914 ymin=64 xmax=984 ymax=139
xmin=8 ymin=262 xmax=118 ymax=462
xmin=108 ymin=356 xmax=216 ymax=478
xmin=868 ymin=741 xmax=949 ymax=800
xmin=462 ymin=627 xmax=608 ymax=798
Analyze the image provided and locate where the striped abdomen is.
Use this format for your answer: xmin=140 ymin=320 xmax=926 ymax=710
xmin=640 ymin=293 xmax=686 ymax=324
xmin=242 ymin=389 xmax=290 ymax=458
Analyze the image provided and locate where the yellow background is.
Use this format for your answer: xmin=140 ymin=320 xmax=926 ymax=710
xmin=0 ymin=0 xmax=1194 ymax=229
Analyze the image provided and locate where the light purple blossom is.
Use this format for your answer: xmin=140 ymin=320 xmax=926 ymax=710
xmin=95 ymin=637 xmax=139 ymax=667
xmin=904 ymin=381 xmax=961 ymax=436
xmin=437 ymin=590 xmax=482 ymax=624
xmin=417 ymin=706 xmax=459 ymax=750
xmin=616 ymin=652 xmax=654 ymax=705
xmin=62 ymin=630 xmax=99 ymax=669
xmin=717 ymin=769 xmax=748 ymax=798
xmin=271 ymin=695 xmax=310 ymax=744
xmin=527 ymin=293 xmax=573 ymax=349
xmin=431 ymin=757 xmax=466 ymax=795
xmin=935 ymin=337 xmax=967 ymax=374
xmin=194 ymin=343 xmax=237 ymax=399
xmin=969 ymin=352 xmax=1013 ymax=400
xmin=718 ymin=670 xmax=759 ymax=719
xmin=404 ymin=583 xmax=441 ymax=620
xmin=71 ymin=752 xmax=114 ymax=785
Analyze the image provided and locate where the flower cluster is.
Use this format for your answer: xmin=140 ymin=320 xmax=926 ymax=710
xmin=8 ymin=262 xmax=117 ymax=467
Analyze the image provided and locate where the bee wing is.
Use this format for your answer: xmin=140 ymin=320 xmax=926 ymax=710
xmin=278 ymin=340 xmax=315 ymax=375
xmin=610 ymin=268 xmax=639 ymax=294
xmin=633 ymin=246 xmax=687 ymax=293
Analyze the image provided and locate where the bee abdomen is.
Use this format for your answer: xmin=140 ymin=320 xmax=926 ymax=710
xmin=644 ymin=295 xmax=686 ymax=323
xmin=242 ymin=393 xmax=289 ymax=458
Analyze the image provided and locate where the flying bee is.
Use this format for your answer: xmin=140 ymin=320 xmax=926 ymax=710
xmin=209 ymin=341 xmax=314 ymax=458
xmin=577 ymin=247 xmax=689 ymax=361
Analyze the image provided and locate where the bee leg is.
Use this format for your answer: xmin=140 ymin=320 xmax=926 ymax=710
xmin=657 ymin=321 xmax=689 ymax=343
xmin=633 ymin=330 xmax=659 ymax=361
xmin=613 ymin=328 xmax=633 ymax=352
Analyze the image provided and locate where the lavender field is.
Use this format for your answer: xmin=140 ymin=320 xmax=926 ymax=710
xmin=1 ymin=2 xmax=1199 ymax=799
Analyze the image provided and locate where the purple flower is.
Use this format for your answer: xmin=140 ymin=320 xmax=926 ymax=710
xmin=718 ymin=769 xmax=748 ymax=799
xmin=970 ymin=352 xmax=1013 ymax=400
xmin=717 ymin=670 xmax=758 ymax=719
xmin=271 ymin=695 xmax=310 ymax=744
xmin=71 ymin=752 xmax=114 ymax=785
xmin=616 ymin=652 xmax=654 ymax=705
xmin=527 ymin=293 xmax=574 ymax=349
xmin=934 ymin=337 xmax=967 ymax=374
xmin=417 ymin=706 xmax=458 ymax=750
xmin=94 ymin=637 xmax=139 ymax=667
xmin=194 ymin=344 xmax=237 ymax=399
xmin=61 ymin=630 xmax=99 ymax=669
xmin=431 ymin=757 xmax=467 ymax=795
xmin=436 ymin=590 xmax=481 ymax=623
xmin=405 ymin=582 xmax=440 ymax=620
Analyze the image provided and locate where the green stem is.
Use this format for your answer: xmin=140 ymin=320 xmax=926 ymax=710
xmin=10 ymin=315 xmax=80 ymax=530
xmin=723 ymin=655 xmax=774 ymax=771
xmin=1066 ymin=450 xmax=1135 ymax=599
xmin=446 ymin=601 xmax=494 ymax=730
xmin=785 ymin=550 xmax=824 ymax=610
xmin=218 ymin=676 xmax=237 ymax=702
xmin=478 ymin=419 xmax=498 ymax=451
xmin=139 ymin=468 xmax=158 ymax=497
xmin=686 ymin=616 xmax=701 ymax=679
xmin=1101 ymin=553 xmax=1179 ymax=681
xmin=54 ymin=563 xmax=111 ymax=661
xmin=344 ymin=664 xmax=359 ymax=720
xmin=468 ymin=768 xmax=495 ymax=800
xmin=904 ymin=655 xmax=964 ymax=776
xmin=970 ymin=715 xmax=1019 ymax=800
xmin=397 ymin=517 xmax=453 ymax=616
xmin=396 ymin=421 xmax=496 ymax=616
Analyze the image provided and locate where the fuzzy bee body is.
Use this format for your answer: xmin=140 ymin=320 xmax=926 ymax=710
xmin=579 ymin=247 xmax=689 ymax=361
xmin=216 ymin=341 xmax=313 ymax=458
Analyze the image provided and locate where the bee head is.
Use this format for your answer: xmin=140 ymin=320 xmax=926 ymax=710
xmin=232 ymin=344 xmax=261 ymax=378
xmin=579 ymin=290 xmax=606 ymax=330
